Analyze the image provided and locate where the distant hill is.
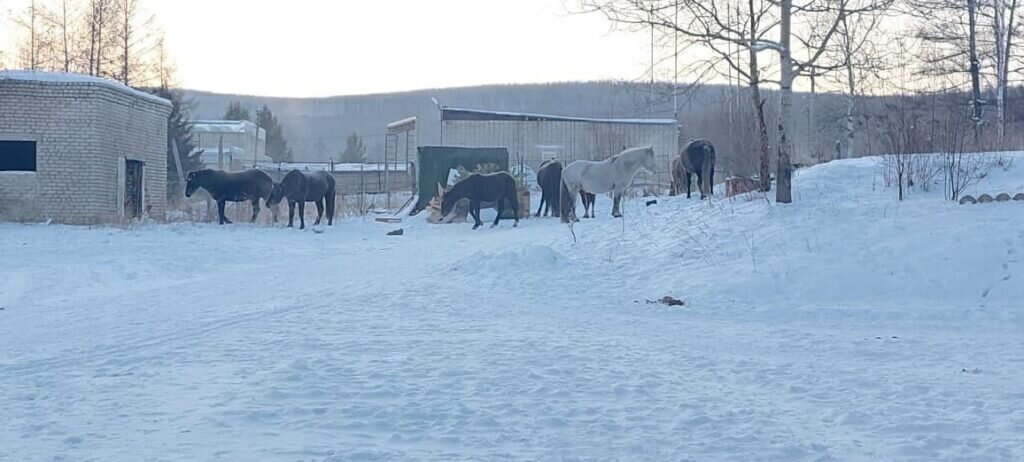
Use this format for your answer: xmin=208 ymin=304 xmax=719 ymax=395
xmin=184 ymin=81 xmax=749 ymax=163
xmin=184 ymin=81 xmax=896 ymax=175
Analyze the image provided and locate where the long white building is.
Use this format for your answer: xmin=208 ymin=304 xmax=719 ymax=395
xmin=438 ymin=106 xmax=680 ymax=191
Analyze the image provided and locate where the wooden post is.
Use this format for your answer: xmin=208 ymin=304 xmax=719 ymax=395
xmin=170 ymin=130 xmax=184 ymax=201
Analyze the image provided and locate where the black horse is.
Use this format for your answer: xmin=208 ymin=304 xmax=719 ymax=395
xmin=266 ymin=170 xmax=336 ymax=229
xmin=535 ymin=160 xmax=562 ymax=217
xmin=679 ymin=139 xmax=717 ymax=199
xmin=579 ymin=190 xmax=597 ymax=218
xmin=440 ymin=172 xmax=520 ymax=229
xmin=185 ymin=169 xmax=274 ymax=225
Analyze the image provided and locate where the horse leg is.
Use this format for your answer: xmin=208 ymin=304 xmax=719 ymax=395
xmin=509 ymin=190 xmax=520 ymax=227
xmin=314 ymin=199 xmax=324 ymax=226
xmin=287 ymin=201 xmax=295 ymax=228
xmin=471 ymin=199 xmax=482 ymax=229
xmin=535 ymin=190 xmax=545 ymax=217
xmin=298 ymin=201 xmax=306 ymax=229
xmin=471 ymin=205 xmax=483 ymax=229
xmin=492 ymin=198 xmax=504 ymax=228
xmin=696 ymin=169 xmax=706 ymax=199
xmin=612 ymin=192 xmax=623 ymax=218
xmin=685 ymin=172 xmax=692 ymax=199
xmin=217 ymin=200 xmax=229 ymax=225
xmin=250 ymin=198 xmax=260 ymax=223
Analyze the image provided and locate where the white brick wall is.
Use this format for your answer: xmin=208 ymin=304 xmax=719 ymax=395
xmin=0 ymin=79 xmax=171 ymax=224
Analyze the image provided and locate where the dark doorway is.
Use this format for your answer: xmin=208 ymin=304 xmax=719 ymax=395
xmin=124 ymin=160 xmax=143 ymax=219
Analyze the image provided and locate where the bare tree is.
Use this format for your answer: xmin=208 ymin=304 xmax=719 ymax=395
xmin=43 ymin=0 xmax=79 ymax=72
xmin=825 ymin=4 xmax=890 ymax=159
xmin=13 ymin=0 xmax=51 ymax=70
xmin=84 ymin=0 xmax=115 ymax=77
xmin=111 ymin=0 xmax=154 ymax=86
xmin=154 ymin=32 xmax=175 ymax=89
xmin=992 ymin=0 xmax=1020 ymax=141
xmin=580 ymin=0 xmax=892 ymax=202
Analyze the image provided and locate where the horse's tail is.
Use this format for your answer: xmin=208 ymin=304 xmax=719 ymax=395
xmin=702 ymin=143 xmax=715 ymax=197
xmin=559 ymin=176 xmax=573 ymax=223
xmin=507 ymin=177 xmax=520 ymax=221
xmin=325 ymin=176 xmax=337 ymax=220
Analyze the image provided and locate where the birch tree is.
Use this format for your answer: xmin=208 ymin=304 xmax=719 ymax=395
xmin=824 ymin=4 xmax=890 ymax=160
xmin=582 ymin=0 xmax=890 ymax=202
xmin=992 ymin=0 xmax=1020 ymax=141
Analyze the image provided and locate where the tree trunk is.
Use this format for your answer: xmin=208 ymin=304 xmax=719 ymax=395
xmin=843 ymin=16 xmax=856 ymax=160
xmin=994 ymin=0 xmax=1017 ymax=145
xmin=750 ymin=0 xmax=771 ymax=192
xmin=967 ymin=0 xmax=982 ymax=141
xmin=776 ymin=0 xmax=795 ymax=204
xmin=61 ymin=1 xmax=71 ymax=72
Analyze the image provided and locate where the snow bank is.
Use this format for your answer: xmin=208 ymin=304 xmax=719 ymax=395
xmin=1 ymin=153 xmax=1023 ymax=460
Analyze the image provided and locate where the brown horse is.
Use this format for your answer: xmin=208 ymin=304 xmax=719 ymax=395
xmin=678 ymin=139 xmax=716 ymax=199
xmin=535 ymin=160 xmax=563 ymax=217
xmin=185 ymin=169 xmax=273 ymax=225
xmin=266 ymin=170 xmax=336 ymax=229
xmin=440 ymin=172 xmax=520 ymax=229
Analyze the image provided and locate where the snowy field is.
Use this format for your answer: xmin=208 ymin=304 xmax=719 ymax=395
xmin=2 ymin=155 xmax=1023 ymax=461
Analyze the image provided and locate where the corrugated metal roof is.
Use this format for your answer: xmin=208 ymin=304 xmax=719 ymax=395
xmin=441 ymin=106 xmax=677 ymax=125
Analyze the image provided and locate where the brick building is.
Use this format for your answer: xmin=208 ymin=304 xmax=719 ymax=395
xmin=0 ymin=71 xmax=171 ymax=224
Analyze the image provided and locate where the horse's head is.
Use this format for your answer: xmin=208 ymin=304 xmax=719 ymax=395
xmin=266 ymin=183 xmax=285 ymax=206
xmin=438 ymin=182 xmax=457 ymax=221
xmin=184 ymin=170 xmax=202 ymax=197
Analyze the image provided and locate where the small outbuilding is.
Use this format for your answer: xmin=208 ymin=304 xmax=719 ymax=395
xmin=0 ymin=71 xmax=171 ymax=224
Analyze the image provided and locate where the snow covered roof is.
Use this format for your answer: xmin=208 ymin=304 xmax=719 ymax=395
xmin=0 ymin=70 xmax=171 ymax=107
xmin=193 ymin=120 xmax=265 ymax=138
xmin=441 ymin=106 xmax=678 ymax=126
xmin=256 ymin=162 xmax=408 ymax=173
xmin=387 ymin=116 xmax=417 ymax=131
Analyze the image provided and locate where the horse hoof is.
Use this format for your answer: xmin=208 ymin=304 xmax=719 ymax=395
xmin=513 ymin=222 xmax=518 ymax=228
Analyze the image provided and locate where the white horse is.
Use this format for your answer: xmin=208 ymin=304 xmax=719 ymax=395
xmin=560 ymin=146 xmax=657 ymax=222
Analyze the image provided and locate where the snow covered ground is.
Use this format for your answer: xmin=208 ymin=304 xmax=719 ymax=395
xmin=1 ymin=155 xmax=1023 ymax=461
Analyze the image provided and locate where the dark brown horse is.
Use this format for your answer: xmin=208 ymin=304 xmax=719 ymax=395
xmin=535 ymin=160 xmax=562 ymax=217
xmin=440 ymin=172 xmax=520 ymax=229
xmin=678 ymin=139 xmax=717 ymax=199
xmin=185 ymin=169 xmax=274 ymax=225
xmin=266 ymin=170 xmax=336 ymax=229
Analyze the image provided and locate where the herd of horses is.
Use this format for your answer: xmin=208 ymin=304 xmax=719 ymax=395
xmin=185 ymin=168 xmax=336 ymax=229
xmin=184 ymin=139 xmax=716 ymax=230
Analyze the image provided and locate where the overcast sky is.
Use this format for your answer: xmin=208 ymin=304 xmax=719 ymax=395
xmin=0 ymin=0 xmax=636 ymax=97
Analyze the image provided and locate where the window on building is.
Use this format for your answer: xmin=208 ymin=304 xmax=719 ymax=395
xmin=0 ymin=141 xmax=37 ymax=172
